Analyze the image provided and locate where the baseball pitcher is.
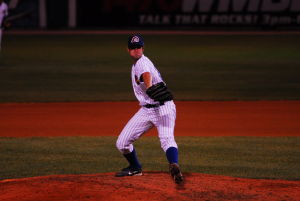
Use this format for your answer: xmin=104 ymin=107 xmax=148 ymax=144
xmin=115 ymin=34 xmax=183 ymax=184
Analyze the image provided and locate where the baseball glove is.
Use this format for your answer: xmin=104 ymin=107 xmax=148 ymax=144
xmin=146 ymin=82 xmax=173 ymax=103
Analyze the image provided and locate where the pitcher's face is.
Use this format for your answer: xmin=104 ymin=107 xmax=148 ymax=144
xmin=128 ymin=47 xmax=144 ymax=61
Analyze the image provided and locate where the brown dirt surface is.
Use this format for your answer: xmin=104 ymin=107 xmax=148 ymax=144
xmin=1 ymin=172 xmax=300 ymax=201
xmin=1 ymin=101 xmax=300 ymax=137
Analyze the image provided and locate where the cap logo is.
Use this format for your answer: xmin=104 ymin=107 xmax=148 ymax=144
xmin=131 ymin=36 xmax=139 ymax=43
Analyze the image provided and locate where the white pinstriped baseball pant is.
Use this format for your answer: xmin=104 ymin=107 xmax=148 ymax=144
xmin=116 ymin=101 xmax=178 ymax=154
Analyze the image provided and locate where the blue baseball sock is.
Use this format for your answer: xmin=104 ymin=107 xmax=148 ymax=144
xmin=123 ymin=148 xmax=142 ymax=169
xmin=166 ymin=147 xmax=179 ymax=164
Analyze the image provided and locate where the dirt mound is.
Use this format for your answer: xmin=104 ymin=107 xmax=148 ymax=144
xmin=1 ymin=172 xmax=299 ymax=201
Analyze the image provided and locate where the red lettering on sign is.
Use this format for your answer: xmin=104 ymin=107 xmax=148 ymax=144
xmin=157 ymin=0 xmax=181 ymax=12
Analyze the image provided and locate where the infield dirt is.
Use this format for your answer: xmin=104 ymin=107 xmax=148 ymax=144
xmin=1 ymin=101 xmax=300 ymax=137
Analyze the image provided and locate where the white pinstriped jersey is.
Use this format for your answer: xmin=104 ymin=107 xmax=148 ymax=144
xmin=131 ymin=54 xmax=164 ymax=106
xmin=0 ymin=2 xmax=8 ymax=28
xmin=116 ymin=53 xmax=178 ymax=154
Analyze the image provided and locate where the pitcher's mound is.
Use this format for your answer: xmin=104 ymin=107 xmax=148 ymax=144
xmin=1 ymin=172 xmax=299 ymax=201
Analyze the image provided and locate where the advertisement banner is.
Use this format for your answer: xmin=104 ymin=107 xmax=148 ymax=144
xmin=77 ymin=0 xmax=300 ymax=29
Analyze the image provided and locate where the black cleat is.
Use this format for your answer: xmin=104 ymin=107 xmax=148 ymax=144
xmin=169 ymin=163 xmax=183 ymax=184
xmin=115 ymin=166 xmax=143 ymax=177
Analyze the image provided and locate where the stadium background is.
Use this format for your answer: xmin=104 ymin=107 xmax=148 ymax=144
xmin=0 ymin=1 xmax=300 ymax=200
xmin=5 ymin=0 xmax=300 ymax=30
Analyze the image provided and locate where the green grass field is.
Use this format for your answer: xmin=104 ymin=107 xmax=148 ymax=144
xmin=1 ymin=34 xmax=300 ymax=102
xmin=1 ymin=137 xmax=299 ymax=180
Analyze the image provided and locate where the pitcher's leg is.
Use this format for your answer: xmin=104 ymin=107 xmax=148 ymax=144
xmin=116 ymin=108 xmax=153 ymax=154
xmin=156 ymin=113 xmax=178 ymax=161
xmin=156 ymin=106 xmax=183 ymax=184
xmin=116 ymin=108 xmax=153 ymax=173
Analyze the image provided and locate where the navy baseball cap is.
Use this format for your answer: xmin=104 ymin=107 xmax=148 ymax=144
xmin=128 ymin=34 xmax=144 ymax=49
